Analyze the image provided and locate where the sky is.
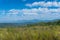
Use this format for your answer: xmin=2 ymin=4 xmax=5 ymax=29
xmin=0 ymin=0 xmax=60 ymax=22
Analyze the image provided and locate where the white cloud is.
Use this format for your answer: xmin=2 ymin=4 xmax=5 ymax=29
xmin=26 ymin=1 xmax=60 ymax=7
xmin=0 ymin=7 xmax=60 ymax=20
xmin=0 ymin=1 xmax=60 ymax=21
xmin=21 ymin=8 xmax=39 ymax=15
xmin=8 ymin=9 xmax=20 ymax=15
xmin=22 ymin=8 xmax=60 ymax=20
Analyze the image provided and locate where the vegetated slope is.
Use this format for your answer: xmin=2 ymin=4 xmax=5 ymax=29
xmin=0 ymin=25 xmax=60 ymax=40
xmin=0 ymin=19 xmax=60 ymax=28
xmin=0 ymin=20 xmax=60 ymax=40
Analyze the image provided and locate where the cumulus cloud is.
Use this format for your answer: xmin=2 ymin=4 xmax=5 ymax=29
xmin=0 ymin=7 xmax=60 ymax=20
xmin=8 ymin=9 xmax=20 ymax=15
xmin=0 ymin=1 xmax=60 ymax=22
xmin=26 ymin=1 xmax=60 ymax=7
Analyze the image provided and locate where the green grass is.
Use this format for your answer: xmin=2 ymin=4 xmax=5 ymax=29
xmin=0 ymin=25 xmax=60 ymax=40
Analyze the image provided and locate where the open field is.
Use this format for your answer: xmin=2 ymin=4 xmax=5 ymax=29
xmin=0 ymin=25 xmax=60 ymax=40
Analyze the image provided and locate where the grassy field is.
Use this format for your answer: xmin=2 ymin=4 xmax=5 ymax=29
xmin=0 ymin=25 xmax=60 ymax=40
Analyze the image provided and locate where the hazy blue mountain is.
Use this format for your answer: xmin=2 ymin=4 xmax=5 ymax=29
xmin=0 ymin=19 xmax=55 ymax=23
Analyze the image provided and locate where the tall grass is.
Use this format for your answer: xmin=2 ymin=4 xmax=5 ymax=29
xmin=0 ymin=25 xmax=60 ymax=40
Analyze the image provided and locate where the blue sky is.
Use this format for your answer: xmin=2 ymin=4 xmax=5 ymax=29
xmin=0 ymin=0 xmax=60 ymax=22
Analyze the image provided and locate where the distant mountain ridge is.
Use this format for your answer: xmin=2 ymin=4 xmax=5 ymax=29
xmin=0 ymin=19 xmax=52 ymax=23
xmin=0 ymin=19 xmax=60 ymax=28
